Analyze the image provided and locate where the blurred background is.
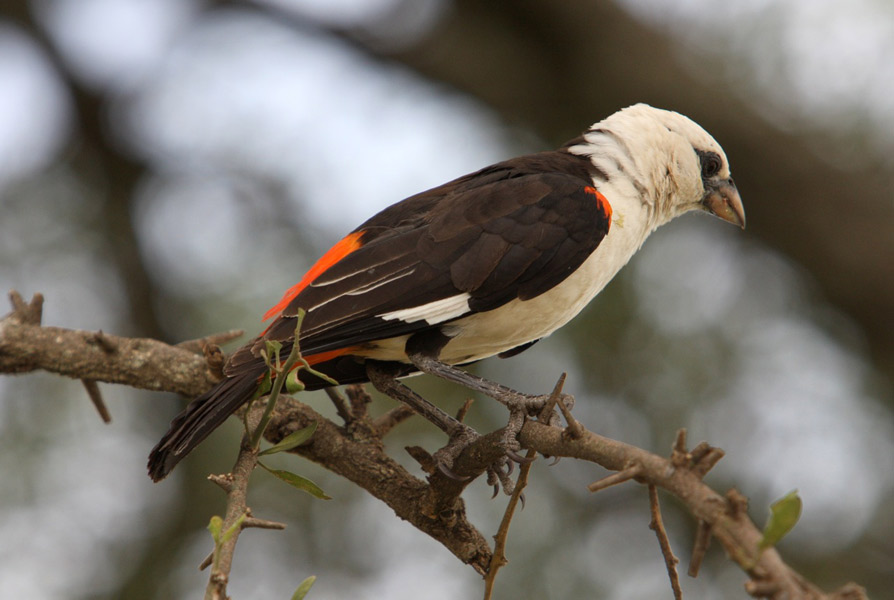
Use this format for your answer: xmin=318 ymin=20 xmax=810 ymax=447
xmin=1 ymin=1 xmax=893 ymax=598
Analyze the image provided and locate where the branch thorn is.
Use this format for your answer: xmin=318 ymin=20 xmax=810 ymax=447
xmin=688 ymin=519 xmax=712 ymax=577
xmin=81 ymin=379 xmax=111 ymax=423
xmin=7 ymin=290 xmax=43 ymax=325
xmin=588 ymin=462 xmax=642 ymax=493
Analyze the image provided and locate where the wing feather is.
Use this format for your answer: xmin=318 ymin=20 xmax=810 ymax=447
xmin=227 ymin=150 xmax=609 ymax=374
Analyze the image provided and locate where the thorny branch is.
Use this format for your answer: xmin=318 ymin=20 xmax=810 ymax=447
xmin=0 ymin=291 xmax=229 ymax=397
xmin=0 ymin=292 xmax=868 ymax=600
xmin=202 ymin=407 xmax=286 ymax=600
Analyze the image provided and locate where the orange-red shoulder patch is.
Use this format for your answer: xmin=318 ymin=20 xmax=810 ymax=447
xmin=584 ymin=186 xmax=612 ymax=221
xmin=303 ymin=346 xmax=359 ymax=366
xmin=262 ymin=231 xmax=365 ymax=321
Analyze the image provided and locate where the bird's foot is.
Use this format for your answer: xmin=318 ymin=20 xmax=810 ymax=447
xmin=499 ymin=388 xmax=575 ymax=427
xmin=429 ymin=414 xmax=534 ymax=496
xmin=430 ymin=423 xmax=479 ymax=481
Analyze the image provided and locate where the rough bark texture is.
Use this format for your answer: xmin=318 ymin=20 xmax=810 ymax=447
xmin=1 ymin=293 xmax=221 ymax=397
xmin=0 ymin=292 xmax=867 ymax=599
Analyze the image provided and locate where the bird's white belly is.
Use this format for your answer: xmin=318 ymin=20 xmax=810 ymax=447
xmin=441 ymin=225 xmax=639 ymax=363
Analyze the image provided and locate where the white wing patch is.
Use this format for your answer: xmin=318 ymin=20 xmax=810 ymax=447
xmin=379 ymin=293 xmax=471 ymax=325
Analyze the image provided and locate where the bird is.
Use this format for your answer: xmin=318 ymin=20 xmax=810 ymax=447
xmin=148 ymin=103 xmax=744 ymax=482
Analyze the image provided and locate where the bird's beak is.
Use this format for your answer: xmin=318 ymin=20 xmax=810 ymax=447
xmin=702 ymin=179 xmax=745 ymax=229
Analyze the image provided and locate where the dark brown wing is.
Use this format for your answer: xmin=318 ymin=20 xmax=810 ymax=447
xmin=227 ymin=151 xmax=610 ymax=373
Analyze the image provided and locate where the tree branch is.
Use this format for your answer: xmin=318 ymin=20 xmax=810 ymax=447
xmin=202 ymin=406 xmax=286 ymax=600
xmin=264 ymin=394 xmax=494 ymax=573
xmin=0 ymin=291 xmax=867 ymax=599
xmin=1 ymin=292 xmax=222 ymax=397
xmin=518 ymin=422 xmax=864 ymax=600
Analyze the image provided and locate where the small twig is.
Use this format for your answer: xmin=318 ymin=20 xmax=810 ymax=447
xmin=537 ymin=373 xmax=567 ymax=425
xmin=689 ymin=441 xmax=712 ymax=463
xmin=557 ymin=397 xmax=582 ymax=440
xmin=196 ymin=512 xmax=287 ymax=572
xmin=406 ymin=445 xmax=437 ymax=474
xmin=456 ymin=397 xmax=474 ymax=422
xmin=243 ymin=515 xmax=287 ymax=530
xmin=7 ymin=290 xmax=43 ymax=325
xmin=690 ymin=447 xmax=726 ymax=479
xmin=671 ymin=431 xmax=724 ymax=478
xmin=483 ymin=448 xmax=537 ymax=600
xmin=203 ymin=427 xmax=260 ymax=600
xmin=345 ymin=384 xmax=372 ymax=418
xmin=648 ymin=484 xmax=683 ymax=600
xmin=588 ymin=463 xmax=642 ymax=493
xmin=372 ymin=404 xmax=416 ymax=437
xmin=689 ymin=520 xmax=713 ymax=577
xmin=203 ymin=403 xmax=293 ymax=599
xmin=208 ymin=472 xmax=235 ymax=493
xmin=81 ymin=379 xmax=111 ymax=423
xmin=324 ymin=387 xmax=353 ymax=424
xmin=671 ymin=429 xmax=689 ymax=467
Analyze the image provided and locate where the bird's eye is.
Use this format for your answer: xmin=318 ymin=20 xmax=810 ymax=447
xmin=698 ymin=151 xmax=723 ymax=179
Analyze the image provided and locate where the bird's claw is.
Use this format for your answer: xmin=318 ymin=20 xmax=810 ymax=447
xmin=428 ymin=417 xmax=535 ymax=496
xmin=430 ymin=423 xmax=480 ymax=480
xmin=487 ymin=457 xmax=516 ymax=496
xmin=437 ymin=460 xmax=471 ymax=481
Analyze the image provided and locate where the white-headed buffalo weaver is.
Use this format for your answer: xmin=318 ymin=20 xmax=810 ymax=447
xmin=148 ymin=104 xmax=745 ymax=481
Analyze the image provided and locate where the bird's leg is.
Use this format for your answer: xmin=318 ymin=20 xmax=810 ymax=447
xmin=366 ymin=361 xmax=518 ymax=492
xmin=407 ymin=350 xmax=574 ymax=461
xmin=407 ymin=351 xmax=572 ymax=416
xmin=366 ymin=361 xmax=466 ymax=436
xmin=365 ymin=361 xmax=480 ymax=473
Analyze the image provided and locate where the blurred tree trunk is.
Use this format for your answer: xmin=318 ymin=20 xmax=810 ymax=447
xmin=366 ymin=0 xmax=894 ymax=380
xmin=5 ymin=3 xmax=228 ymax=599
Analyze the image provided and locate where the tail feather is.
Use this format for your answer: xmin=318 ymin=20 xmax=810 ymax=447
xmin=147 ymin=353 xmax=411 ymax=481
xmin=147 ymin=370 xmax=262 ymax=481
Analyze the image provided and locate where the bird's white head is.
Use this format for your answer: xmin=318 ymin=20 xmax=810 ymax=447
xmin=568 ymin=103 xmax=745 ymax=231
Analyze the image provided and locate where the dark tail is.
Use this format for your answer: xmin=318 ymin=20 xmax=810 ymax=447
xmin=147 ymin=370 xmax=263 ymax=481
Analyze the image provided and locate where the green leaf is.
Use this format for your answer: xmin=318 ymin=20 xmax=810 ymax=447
xmin=259 ymin=462 xmax=331 ymax=500
xmin=259 ymin=422 xmax=318 ymax=456
xmin=207 ymin=515 xmax=223 ymax=544
xmin=291 ymin=575 xmax=317 ymax=600
xmin=300 ymin=361 xmax=340 ymax=387
xmin=758 ymin=490 xmax=802 ymax=551
xmin=285 ymin=368 xmax=306 ymax=394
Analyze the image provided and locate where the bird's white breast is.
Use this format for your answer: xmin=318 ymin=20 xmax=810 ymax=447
xmin=438 ymin=189 xmax=651 ymax=363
